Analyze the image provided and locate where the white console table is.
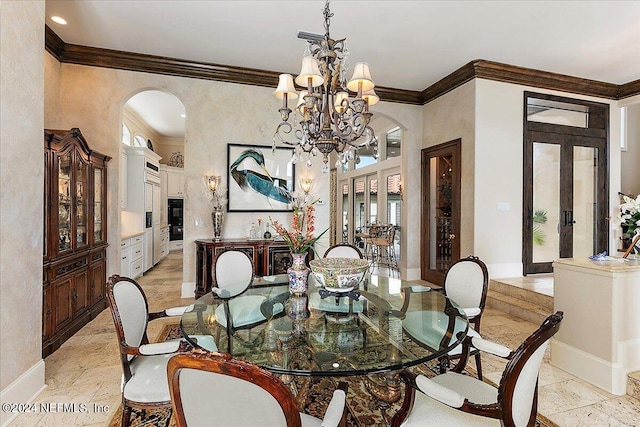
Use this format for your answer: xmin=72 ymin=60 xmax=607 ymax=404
xmin=551 ymin=257 xmax=640 ymax=395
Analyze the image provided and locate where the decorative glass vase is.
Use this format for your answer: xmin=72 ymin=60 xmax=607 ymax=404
xmin=288 ymin=252 xmax=310 ymax=295
xmin=212 ymin=208 xmax=224 ymax=241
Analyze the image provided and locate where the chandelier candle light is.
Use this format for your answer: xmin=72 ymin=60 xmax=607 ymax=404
xmin=273 ymin=0 xmax=379 ymax=173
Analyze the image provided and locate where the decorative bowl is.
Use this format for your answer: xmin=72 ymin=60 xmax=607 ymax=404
xmin=309 ymin=258 xmax=369 ymax=292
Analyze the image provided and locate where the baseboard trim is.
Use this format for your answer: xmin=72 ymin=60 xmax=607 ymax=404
xmin=0 ymin=360 xmax=46 ymax=427
xmin=550 ymin=339 xmax=627 ymax=395
xmin=182 ymin=281 xmax=195 ymax=299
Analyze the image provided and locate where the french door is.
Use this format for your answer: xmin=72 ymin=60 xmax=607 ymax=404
xmin=523 ymin=93 xmax=608 ymax=274
xmin=421 ymin=139 xmax=461 ymax=284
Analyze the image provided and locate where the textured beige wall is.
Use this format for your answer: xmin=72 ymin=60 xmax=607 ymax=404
xmin=422 ymin=81 xmax=476 ymax=259
xmin=44 ymin=62 xmax=336 ymax=287
xmin=0 ymin=0 xmax=45 ymax=389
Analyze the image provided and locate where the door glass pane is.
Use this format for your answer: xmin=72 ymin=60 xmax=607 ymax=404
xmin=353 ymin=179 xmax=365 ymax=242
xmin=58 ymin=151 xmax=72 ymax=252
xmin=341 ymin=183 xmax=349 ymax=242
xmin=368 ymin=177 xmax=378 ymax=224
xmin=527 ymin=98 xmax=589 ymax=128
xmin=429 ymin=155 xmax=453 ymax=272
xmin=387 ymin=173 xmax=401 ymax=260
xmin=573 ymin=146 xmax=597 ymax=257
xmin=76 ymin=157 xmax=88 ymax=246
xmin=532 ymin=142 xmax=560 ymax=263
xmin=94 ymin=168 xmax=103 ymax=243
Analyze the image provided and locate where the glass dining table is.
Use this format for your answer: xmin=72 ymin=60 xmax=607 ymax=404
xmin=181 ymin=273 xmax=469 ymax=404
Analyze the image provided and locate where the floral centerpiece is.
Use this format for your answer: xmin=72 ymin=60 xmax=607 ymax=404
xmin=618 ymin=194 xmax=640 ymax=235
xmin=271 ymin=194 xmax=327 ymax=294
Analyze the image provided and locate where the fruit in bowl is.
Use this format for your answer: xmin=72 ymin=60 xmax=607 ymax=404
xmin=309 ymin=258 xmax=370 ymax=292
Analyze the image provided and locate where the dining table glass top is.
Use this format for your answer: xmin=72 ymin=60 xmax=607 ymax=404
xmin=180 ymin=273 xmax=469 ymax=377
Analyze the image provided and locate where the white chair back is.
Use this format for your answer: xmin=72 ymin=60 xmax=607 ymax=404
xmin=444 ymin=258 xmax=487 ymax=312
xmin=324 ymin=244 xmax=362 ymax=259
xmin=510 ymin=341 xmax=548 ymax=427
xmin=112 ymin=279 xmax=148 ymax=351
xmin=215 ymin=250 xmax=253 ymax=295
xmin=178 ymin=368 xmax=288 ymax=426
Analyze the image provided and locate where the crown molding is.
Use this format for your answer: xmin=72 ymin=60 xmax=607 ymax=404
xmin=472 ymin=59 xmax=620 ymax=99
xmin=45 ymin=26 xmax=639 ymax=105
xmin=618 ymin=79 xmax=640 ymax=100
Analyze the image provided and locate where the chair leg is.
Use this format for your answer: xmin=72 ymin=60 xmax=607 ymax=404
xmin=436 ymin=355 xmax=450 ymax=374
xmin=121 ymin=402 xmax=132 ymax=427
xmin=475 ymin=352 xmax=483 ymax=380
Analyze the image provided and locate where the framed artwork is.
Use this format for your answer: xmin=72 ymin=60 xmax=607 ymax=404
xmin=227 ymin=143 xmax=295 ymax=212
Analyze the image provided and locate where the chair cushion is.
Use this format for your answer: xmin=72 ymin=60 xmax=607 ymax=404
xmin=446 ymin=328 xmax=480 ymax=356
xmin=215 ymin=295 xmax=283 ymax=328
xmin=124 ymin=353 xmax=174 ymax=403
xmin=400 ymin=388 xmax=499 ymax=427
xmin=432 ymin=372 xmax=498 ymax=405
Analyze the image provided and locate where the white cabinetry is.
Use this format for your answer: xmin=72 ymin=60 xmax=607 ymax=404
xmin=160 ymin=225 xmax=169 ymax=260
xmin=166 ymin=167 xmax=185 ymax=198
xmin=120 ymin=239 xmax=131 ymax=277
xmin=123 ymin=146 xmax=161 ymax=274
xmin=121 ymin=233 xmax=144 ymax=279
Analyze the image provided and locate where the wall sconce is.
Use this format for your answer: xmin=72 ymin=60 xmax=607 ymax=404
xmin=205 ymin=175 xmax=221 ymax=194
xmin=399 ymin=182 xmax=404 ymax=202
xmin=299 ymin=177 xmax=313 ymax=194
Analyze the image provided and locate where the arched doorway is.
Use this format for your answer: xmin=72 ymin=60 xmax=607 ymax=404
xmin=120 ymin=90 xmax=186 ymax=276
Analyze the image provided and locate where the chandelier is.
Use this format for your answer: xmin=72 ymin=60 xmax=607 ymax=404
xmin=273 ymin=1 xmax=379 ymax=173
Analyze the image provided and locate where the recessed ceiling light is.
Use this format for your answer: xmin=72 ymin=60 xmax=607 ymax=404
xmin=180 ymin=113 xmax=186 ymax=118
xmin=51 ymin=16 xmax=67 ymax=25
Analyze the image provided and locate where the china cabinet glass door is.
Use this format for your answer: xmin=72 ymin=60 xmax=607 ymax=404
xmin=76 ymin=154 xmax=88 ymax=247
xmin=58 ymin=151 xmax=72 ymax=252
xmin=94 ymin=167 xmax=104 ymax=243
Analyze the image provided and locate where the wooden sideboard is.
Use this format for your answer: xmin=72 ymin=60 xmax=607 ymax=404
xmin=195 ymin=239 xmax=313 ymax=298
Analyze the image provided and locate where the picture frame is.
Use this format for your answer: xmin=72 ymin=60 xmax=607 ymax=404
xmin=227 ymin=143 xmax=295 ymax=212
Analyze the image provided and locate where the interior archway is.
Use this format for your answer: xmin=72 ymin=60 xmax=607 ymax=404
xmin=120 ymin=89 xmax=186 ymax=275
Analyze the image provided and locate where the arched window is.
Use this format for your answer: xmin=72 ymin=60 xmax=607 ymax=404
xmin=133 ymin=135 xmax=146 ymax=147
xmin=122 ymin=124 xmax=131 ymax=146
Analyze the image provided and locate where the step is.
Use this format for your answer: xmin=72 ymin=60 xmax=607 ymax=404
xmin=490 ymin=278 xmax=554 ymax=311
xmin=628 ymin=371 xmax=640 ymax=401
xmin=486 ymin=279 xmax=553 ymax=325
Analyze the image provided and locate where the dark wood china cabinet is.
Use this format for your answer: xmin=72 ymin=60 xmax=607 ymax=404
xmin=43 ymin=128 xmax=111 ymax=357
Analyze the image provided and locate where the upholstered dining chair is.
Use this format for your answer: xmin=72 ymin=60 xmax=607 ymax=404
xmin=212 ymin=249 xmax=283 ymax=352
xmin=323 ymin=242 xmax=364 ymax=259
xmin=106 ymin=274 xmax=201 ymax=427
xmin=440 ymin=255 xmax=489 ymax=379
xmin=167 ymin=350 xmax=349 ymax=427
xmin=390 ymin=312 xmax=564 ymax=427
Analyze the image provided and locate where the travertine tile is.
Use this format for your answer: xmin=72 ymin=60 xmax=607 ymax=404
xmin=539 ymin=379 xmax=611 ymax=415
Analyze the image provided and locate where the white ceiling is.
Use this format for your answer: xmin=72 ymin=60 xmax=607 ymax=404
xmin=126 ymin=91 xmax=186 ymax=138
xmin=45 ymin=0 xmax=640 ymax=137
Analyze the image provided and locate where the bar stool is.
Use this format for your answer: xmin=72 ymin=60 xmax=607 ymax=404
xmin=370 ymin=225 xmax=400 ymax=276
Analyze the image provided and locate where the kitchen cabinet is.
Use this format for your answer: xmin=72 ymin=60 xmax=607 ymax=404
xmin=166 ymin=166 xmax=185 ymax=198
xmin=43 ymin=128 xmax=110 ymax=357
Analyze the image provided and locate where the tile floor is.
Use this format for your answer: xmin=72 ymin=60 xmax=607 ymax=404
xmin=9 ymin=252 xmax=640 ymax=426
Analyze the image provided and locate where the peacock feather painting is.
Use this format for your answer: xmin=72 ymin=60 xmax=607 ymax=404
xmin=227 ymin=144 xmax=295 ymax=212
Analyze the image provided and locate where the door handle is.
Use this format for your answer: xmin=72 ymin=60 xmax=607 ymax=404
xmin=563 ymin=211 xmax=576 ymax=226
xmin=449 ymin=233 xmax=456 ymax=240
